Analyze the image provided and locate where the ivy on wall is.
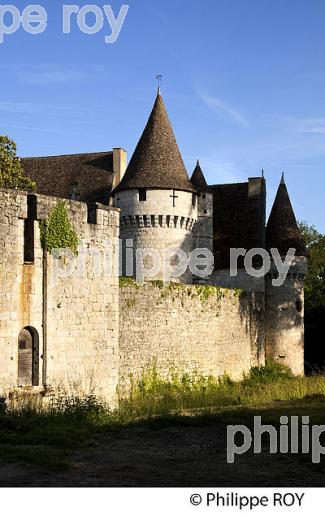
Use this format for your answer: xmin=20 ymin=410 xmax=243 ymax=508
xmin=39 ymin=202 xmax=79 ymax=253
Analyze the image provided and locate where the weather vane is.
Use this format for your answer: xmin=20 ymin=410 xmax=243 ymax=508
xmin=156 ymin=74 xmax=162 ymax=86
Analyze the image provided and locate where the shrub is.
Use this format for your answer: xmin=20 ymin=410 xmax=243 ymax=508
xmin=243 ymin=360 xmax=294 ymax=386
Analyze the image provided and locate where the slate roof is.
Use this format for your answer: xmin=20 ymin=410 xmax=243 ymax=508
xmin=190 ymin=161 xmax=211 ymax=192
xmin=21 ymin=151 xmax=114 ymax=204
xmin=266 ymin=176 xmax=306 ymax=256
xmin=112 ymin=90 xmax=196 ymax=194
xmin=210 ymin=178 xmax=266 ymax=268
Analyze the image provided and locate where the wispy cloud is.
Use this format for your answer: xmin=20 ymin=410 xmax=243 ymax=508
xmin=289 ymin=117 xmax=325 ymax=134
xmin=0 ymin=101 xmax=95 ymax=118
xmin=263 ymin=114 xmax=325 ymax=135
xmin=0 ymin=102 xmax=56 ymax=115
xmin=19 ymin=70 xmax=85 ymax=85
xmin=198 ymin=92 xmax=249 ymax=127
xmin=3 ymin=123 xmax=73 ymax=136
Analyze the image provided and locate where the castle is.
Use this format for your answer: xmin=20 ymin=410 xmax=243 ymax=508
xmin=0 ymin=89 xmax=307 ymax=402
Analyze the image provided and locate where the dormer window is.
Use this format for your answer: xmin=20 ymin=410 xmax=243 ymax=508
xmin=138 ymin=189 xmax=147 ymax=201
xmin=69 ymin=182 xmax=80 ymax=201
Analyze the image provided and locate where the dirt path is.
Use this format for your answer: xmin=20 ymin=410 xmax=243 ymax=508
xmin=0 ymin=424 xmax=324 ymax=487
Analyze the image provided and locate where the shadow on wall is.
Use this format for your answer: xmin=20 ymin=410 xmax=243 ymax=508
xmin=236 ymin=272 xmax=305 ymax=373
xmin=264 ymin=274 xmax=304 ymax=373
xmin=305 ymin=308 xmax=325 ymax=374
xmin=237 ymin=290 xmax=265 ymax=366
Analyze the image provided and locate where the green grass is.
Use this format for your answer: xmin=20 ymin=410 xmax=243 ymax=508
xmin=2 ymin=363 xmax=325 ymax=471
xmin=116 ymin=362 xmax=325 ymax=422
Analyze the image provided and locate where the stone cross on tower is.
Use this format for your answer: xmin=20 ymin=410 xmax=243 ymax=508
xmin=170 ymin=189 xmax=178 ymax=207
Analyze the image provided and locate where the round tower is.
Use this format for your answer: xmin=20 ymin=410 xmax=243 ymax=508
xmin=190 ymin=160 xmax=213 ymax=252
xmin=265 ymin=174 xmax=307 ymax=375
xmin=190 ymin=161 xmax=213 ymax=283
xmin=112 ymin=90 xmax=197 ymax=283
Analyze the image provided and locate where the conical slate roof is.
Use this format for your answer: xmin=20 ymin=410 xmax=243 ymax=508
xmin=190 ymin=160 xmax=210 ymax=192
xmin=112 ymin=90 xmax=196 ymax=194
xmin=266 ymin=175 xmax=306 ymax=256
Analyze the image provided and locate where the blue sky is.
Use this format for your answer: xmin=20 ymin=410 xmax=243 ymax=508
xmin=1 ymin=0 xmax=324 ymax=231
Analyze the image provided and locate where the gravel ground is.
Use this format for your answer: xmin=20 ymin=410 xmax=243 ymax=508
xmin=0 ymin=423 xmax=324 ymax=487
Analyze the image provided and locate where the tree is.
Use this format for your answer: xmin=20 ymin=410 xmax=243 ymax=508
xmin=298 ymin=221 xmax=325 ymax=371
xmin=298 ymin=221 xmax=325 ymax=310
xmin=0 ymin=135 xmax=36 ymax=191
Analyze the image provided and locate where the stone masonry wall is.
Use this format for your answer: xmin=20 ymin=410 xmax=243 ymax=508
xmin=119 ymin=281 xmax=265 ymax=389
xmin=0 ymin=190 xmax=42 ymax=392
xmin=0 ymin=189 xmax=120 ymax=402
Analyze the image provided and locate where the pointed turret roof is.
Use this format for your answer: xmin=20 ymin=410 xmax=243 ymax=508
xmin=112 ymin=91 xmax=196 ymax=194
xmin=266 ymin=175 xmax=306 ymax=256
xmin=190 ymin=160 xmax=211 ymax=192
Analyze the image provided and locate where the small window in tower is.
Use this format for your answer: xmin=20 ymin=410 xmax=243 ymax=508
xmin=138 ymin=189 xmax=147 ymax=201
xmin=204 ymin=209 xmax=208 ymax=215
xmin=202 ymin=194 xmax=206 ymax=200
xmin=192 ymin=194 xmax=197 ymax=208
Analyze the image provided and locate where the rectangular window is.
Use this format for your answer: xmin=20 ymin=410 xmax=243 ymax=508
xmin=138 ymin=188 xmax=147 ymax=201
xmin=24 ymin=219 xmax=34 ymax=264
xmin=192 ymin=194 xmax=197 ymax=208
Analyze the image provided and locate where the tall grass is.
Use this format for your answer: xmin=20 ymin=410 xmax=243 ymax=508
xmin=2 ymin=363 xmax=325 ymax=469
xmin=117 ymin=362 xmax=325 ymax=422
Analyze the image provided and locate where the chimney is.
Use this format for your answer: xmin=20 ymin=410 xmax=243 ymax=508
xmin=248 ymin=177 xmax=265 ymax=199
xmin=112 ymin=148 xmax=127 ymax=191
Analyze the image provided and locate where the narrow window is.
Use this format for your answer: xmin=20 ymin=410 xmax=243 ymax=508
xmin=296 ymin=299 xmax=303 ymax=313
xmin=192 ymin=194 xmax=197 ymax=208
xmin=24 ymin=219 xmax=34 ymax=263
xmin=139 ymin=189 xmax=147 ymax=201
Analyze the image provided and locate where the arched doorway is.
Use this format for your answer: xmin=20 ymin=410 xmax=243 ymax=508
xmin=18 ymin=327 xmax=39 ymax=387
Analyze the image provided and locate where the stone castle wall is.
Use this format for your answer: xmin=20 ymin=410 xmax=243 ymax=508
xmin=208 ymin=268 xmax=266 ymax=292
xmin=0 ymin=189 xmax=120 ymax=401
xmin=0 ymin=191 xmax=37 ymax=391
xmin=0 ymin=187 xmax=306 ymax=401
xmin=119 ymin=281 xmax=265 ymax=388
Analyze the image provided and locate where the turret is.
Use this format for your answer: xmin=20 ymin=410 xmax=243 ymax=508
xmin=190 ymin=160 xmax=213 ymax=253
xmin=265 ymin=174 xmax=307 ymax=375
xmin=112 ymin=90 xmax=197 ymax=283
